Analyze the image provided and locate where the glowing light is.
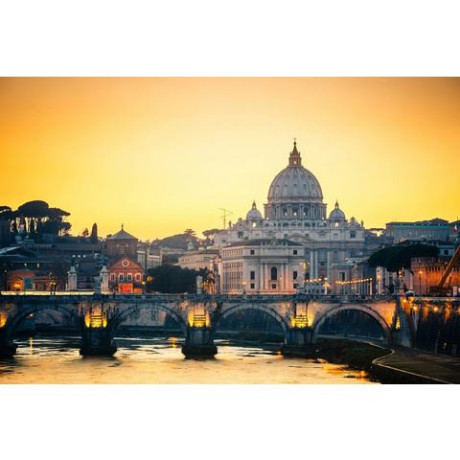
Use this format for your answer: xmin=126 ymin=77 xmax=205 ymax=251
xmin=84 ymin=306 xmax=108 ymax=328
xmin=0 ymin=313 xmax=7 ymax=328
xmin=168 ymin=337 xmax=178 ymax=349
xmin=187 ymin=304 xmax=210 ymax=328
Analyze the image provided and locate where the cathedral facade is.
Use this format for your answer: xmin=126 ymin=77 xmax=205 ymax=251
xmin=213 ymin=141 xmax=373 ymax=295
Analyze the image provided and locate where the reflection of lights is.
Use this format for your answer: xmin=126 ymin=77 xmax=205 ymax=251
xmin=0 ymin=312 xmax=7 ymax=328
xmin=168 ymin=337 xmax=178 ymax=349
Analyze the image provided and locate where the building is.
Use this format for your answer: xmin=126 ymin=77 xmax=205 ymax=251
xmin=137 ymin=243 xmax=161 ymax=271
xmin=212 ymin=141 xmax=376 ymax=292
xmin=108 ymin=256 xmax=144 ymax=293
xmin=178 ymin=248 xmax=220 ymax=271
xmin=106 ymin=225 xmax=138 ymax=262
xmin=411 ymin=256 xmax=460 ymax=296
xmin=385 ymin=218 xmax=451 ymax=243
xmin=218 ymin=239 xmax=305 ymax=295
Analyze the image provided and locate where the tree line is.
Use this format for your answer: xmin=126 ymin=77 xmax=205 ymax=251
xmin=0 ymin=200 xmax=71 ymax=243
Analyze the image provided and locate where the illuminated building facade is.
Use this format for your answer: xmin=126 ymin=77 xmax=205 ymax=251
xmin=108 ymin=256 xmax=144 ymax=293
xmin=212 ymin=141 xmax=372 ymax=293
xmin=218 ymin=239 xmax=305 ymax=294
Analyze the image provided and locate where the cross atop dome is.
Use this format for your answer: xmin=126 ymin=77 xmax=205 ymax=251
xmin=289 ymin=139 xmax=302 ymax=166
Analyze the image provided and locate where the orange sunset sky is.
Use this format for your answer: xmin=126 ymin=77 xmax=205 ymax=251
xmin=1 ymin=77 xmax=459 ymax=241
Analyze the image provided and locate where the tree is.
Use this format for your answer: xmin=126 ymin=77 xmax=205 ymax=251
xmin=203 ymin=228 xmax=220 ymax=238
xmin=0 ymin=206 xmax=13 ymax=246
xmin=145 ymin=265 xmax=208 ymax=293
xmin=42 ymin=206 xmax=71 ymax=236
xmin=368 ymin=243 xmax=439 ymax=273
xmin=90 ymin=223 xmax=98 ymax=243
xmin=12 ymin=201 xmax=71 ymax=239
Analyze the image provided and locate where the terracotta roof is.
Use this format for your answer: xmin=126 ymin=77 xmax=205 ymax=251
xmin=107 ymin=228 xmax=137 ymax=241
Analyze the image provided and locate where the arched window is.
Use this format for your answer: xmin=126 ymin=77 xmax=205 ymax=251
xmin=270 ymin=267 xmax=278 ymax=281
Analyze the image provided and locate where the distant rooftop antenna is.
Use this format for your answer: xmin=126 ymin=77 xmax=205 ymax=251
xmin=219 ymin=208 xmax=233 ymax=229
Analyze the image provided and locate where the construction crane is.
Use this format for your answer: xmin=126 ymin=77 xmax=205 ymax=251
xmin=219 ymin=208 xmax=233 ymax=229
xmin=436 ymin=244 xmax=460 ymax=295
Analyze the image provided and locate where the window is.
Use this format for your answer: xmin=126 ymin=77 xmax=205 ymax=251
xmin=127 ymin=273 xmax=132 ymax=281
xmin=110 ymin=274 xmax=115 ymax=281
xmin=270 ymin=267 xmax=278 ymax=280
xmin=250 ymin=271 xmax=255 ymax=280
xmin=293 ymin=283 xmax=297 ymax=289
xmin=250 ymin=249 xmax=255 ymax=255
xmin=293 ymin=271 xmax=298 ymax=280
xmin=350 ymin=231 xmax=356 ymax=239
xmin=238 ymin=231 xmax=244 ymax=238
xmin=119 ymin=274 xmax=124 ymax=281
xmin=293 ymin=250 xmax=298 ymax=255
xmin=135 ymin=274 xmax=141 ymax=281
xmin=250 ymin=283 xmax=255 ymax=289
xmin=272 ymin=283 xmax=277 ymax=289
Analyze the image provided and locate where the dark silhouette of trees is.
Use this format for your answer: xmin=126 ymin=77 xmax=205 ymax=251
xmin=0 ymin=201 xmax=71 ymax=245
xmin=368 ymin=243 xmax=439 ymax=273
xmin=151 ymin=232 xmax=199 ymax=250
xmin=90 ymin=223 xmax=98 ymax=243
xmin=145 ymin=265 xmax=208 ymax=293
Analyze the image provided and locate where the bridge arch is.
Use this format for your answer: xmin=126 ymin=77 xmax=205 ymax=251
xmin=113 ymin=303 xmax=187 ymax=333
xmin=311 ymin=304 xmax=392 ymax=345
xmin=213 ymin=303 xmax=290 ymax=337
xmin=2 ymin=303 xmax=79 ymax=341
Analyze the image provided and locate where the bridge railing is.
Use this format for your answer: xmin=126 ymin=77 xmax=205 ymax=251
xmin=0 ymin=291 xmax=396 ymax=304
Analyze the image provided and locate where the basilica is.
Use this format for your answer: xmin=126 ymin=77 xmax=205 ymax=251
xmin=206 ymin=141 xmax=379 ymax=295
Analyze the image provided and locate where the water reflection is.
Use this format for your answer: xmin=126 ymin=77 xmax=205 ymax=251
xmin=0 ymin=335 xmax=377 ymax=384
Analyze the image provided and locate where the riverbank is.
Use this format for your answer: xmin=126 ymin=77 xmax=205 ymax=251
xmin=316 ymin=338 xmax=389 ymax=377
xmin=316 ymin=338 xmax=460 ymax=383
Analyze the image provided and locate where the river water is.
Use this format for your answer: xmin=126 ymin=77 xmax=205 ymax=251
xmin=0 ymin=334 xmax=377 ymax=384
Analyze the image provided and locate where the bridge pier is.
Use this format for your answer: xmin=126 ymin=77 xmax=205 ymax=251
xmin=282 ymin=328 xmax=317 ymax=357
xmin=79 ymin=306 xmax=117 ymax=356
xmin=0 ymin=331 xmax=17 ymax=358
xmin=80 ymin=326 xmax=117 ymax=356
xmin=182 ymin=326 xmax=217 ymax=359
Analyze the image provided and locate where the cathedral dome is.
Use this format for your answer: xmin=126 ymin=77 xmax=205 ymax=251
xmin=329 ymin=201 xmax=346 ymax=223
xmin=267 ymin=141 xmax=323 ymax=204
xmin=246 ymin=201 xmax=263 ymax=222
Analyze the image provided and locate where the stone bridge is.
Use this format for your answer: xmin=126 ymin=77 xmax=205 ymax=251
xmin=0 ymin=291 xmax=435 ymax=358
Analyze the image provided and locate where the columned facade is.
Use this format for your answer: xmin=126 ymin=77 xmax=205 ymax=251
xmin=212 ymin=141 xmax=370 ymax=293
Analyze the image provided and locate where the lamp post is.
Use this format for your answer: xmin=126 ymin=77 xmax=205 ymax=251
xmin=418 ymin=270 xmax=423 ymax=296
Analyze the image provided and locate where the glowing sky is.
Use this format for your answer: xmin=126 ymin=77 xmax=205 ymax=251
xmin=1 ymin=77 xmax=459 ymax=240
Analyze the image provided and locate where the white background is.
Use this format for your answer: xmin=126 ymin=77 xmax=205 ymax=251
xmin=1 ymin=1 xmax=459 ymax=459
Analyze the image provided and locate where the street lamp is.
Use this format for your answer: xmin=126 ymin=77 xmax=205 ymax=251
xmin=418 ymin=270 xmax=423 ymax=296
